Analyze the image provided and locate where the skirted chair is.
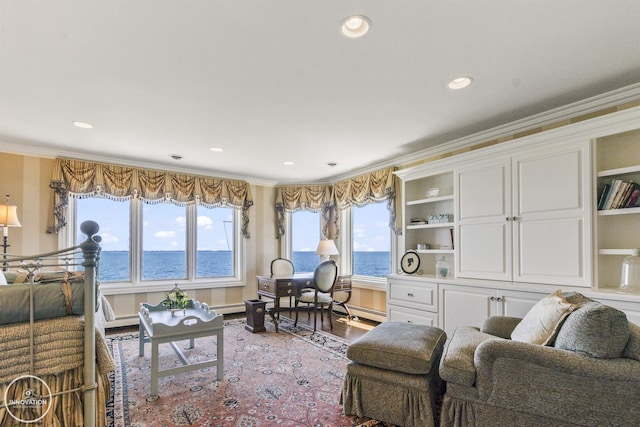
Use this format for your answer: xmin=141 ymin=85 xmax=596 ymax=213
xmin=439 ymin=291 xmax=640 ymax=427
xmin=294 ymin=260 xmax=337 ymax=331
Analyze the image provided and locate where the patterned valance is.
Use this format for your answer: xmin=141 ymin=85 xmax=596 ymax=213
xmin=332 ymin=167 xmax=400 ymax=235
xmin=47 ymin=158 xmax=254 ymax=237
xmin=274 ymin=185 xmax=333 ymax=239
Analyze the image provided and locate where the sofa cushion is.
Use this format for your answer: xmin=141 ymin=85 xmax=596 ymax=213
xmin=440 ymin=326 xmax=502 ymax=386
xmin=555 ymin=301 xmax=630 ymax=359
xmin=346 ymin=322 xmax=446 ymax=375
xmin=623 ymin=321 xmax=640 ymax=362
xmin=511 ymin=290 xmax=576 ymax=345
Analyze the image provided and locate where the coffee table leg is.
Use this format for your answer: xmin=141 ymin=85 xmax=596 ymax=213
xmin=139 ymin=320 xmax=145 ymax=357
xmin=150 ymin=340 xmax=159 ymax=396
xmin=216 ymin=329 xmax=224 ymax=380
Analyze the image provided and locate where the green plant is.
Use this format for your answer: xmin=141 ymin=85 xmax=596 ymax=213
xmin=161 ymin=284 xmax=190 ymax=310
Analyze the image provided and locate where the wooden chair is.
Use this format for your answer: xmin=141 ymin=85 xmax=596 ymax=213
xmin=294 ymin=260 xmax=338 ymax=331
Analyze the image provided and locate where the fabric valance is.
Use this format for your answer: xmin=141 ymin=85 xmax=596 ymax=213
xmin=332 ymin=167 xmax=400 ymax=235
xmin=48 ymin=158 xmax=253 ymax=237
xmin=274 ymin=185 xmax=332 ymax=239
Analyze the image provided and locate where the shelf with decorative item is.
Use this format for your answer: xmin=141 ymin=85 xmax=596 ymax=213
xmin=406 ymin=194 xmax=454 ymax=206
xmin=407 ymin=222 xmax=454 ymax=230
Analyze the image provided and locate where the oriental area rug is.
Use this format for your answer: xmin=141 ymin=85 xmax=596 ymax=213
xmin=105 ymin=317 xmax=393 ymax=427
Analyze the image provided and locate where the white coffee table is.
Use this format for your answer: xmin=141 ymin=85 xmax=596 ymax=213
xmin=138 ymin=300 xmax=224 ymax=397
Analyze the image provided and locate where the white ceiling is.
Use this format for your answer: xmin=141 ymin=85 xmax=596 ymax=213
xmin=1 ymin=1 xmax=640 ymax=185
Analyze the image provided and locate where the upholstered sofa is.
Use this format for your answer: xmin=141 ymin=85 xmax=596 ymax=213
xmin=439 ymin=291 xmax=640 ymax=427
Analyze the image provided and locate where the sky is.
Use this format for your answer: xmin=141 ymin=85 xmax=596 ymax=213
xmin=77 ymin=198 xmax=390 ymax=252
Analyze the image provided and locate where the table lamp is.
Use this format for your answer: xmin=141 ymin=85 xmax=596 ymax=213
xmin=0 ymin=195 xmax=22 ymax=270
xmin=316 ymin=239 xmax=339 ymax=262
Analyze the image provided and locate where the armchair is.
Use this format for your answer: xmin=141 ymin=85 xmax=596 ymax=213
xmin=439 ymin=296 xmax=640 ymax=427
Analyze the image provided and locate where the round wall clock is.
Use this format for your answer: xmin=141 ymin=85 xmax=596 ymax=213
xmin=400 ymin=250 xmax=421 ymax=274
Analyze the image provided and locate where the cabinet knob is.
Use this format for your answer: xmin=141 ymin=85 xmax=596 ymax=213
xmin=407 ymin=293 xmax=414 ymax=297
xmin=490 ymin=296 xmax=496 ymax=301
xmin=506 ymin=217 xmax=511 ymax=222
xmin=512 ymin=216 xmax=519 ymax=221
xmin=407 ymin=320 xmax=413 ymax=323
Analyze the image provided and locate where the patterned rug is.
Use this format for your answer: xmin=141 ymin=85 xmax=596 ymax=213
xmin=105 ymin=317 xmax=394 ymax=427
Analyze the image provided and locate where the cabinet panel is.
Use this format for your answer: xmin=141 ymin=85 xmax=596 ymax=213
xmin=500 ymin=289 xmax=548 ymax=318
xmin=516 ymin=150 xmax=582 ymax=214
xmin=516 ymin=217 xmax=584 ymax=284
xmin=458 ymin=164 xmax=508 ymax=220
xmin=439 ymin=285 xmax=495 ymax=336
xmin=458 ymin=223 xmax=510 ymax=279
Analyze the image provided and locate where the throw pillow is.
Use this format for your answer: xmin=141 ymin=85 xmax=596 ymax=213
xmin=0 ymin=272 xmax=7 ymax=285
xmin=555 ymin=301 xmax=630 ymax=359
xmin=511 ymin=289 xmax=576 ymax=345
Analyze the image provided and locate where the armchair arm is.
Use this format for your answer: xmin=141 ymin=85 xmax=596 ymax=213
xmin=480 ymin=316 xmax=521 ymax=338
xmin=473 ymin=339 xmax=640 ymax=425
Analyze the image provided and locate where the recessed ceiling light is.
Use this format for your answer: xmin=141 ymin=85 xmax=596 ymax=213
xmin=283 ymin=161 xmax=294 ymax=166
xmin=209 ymin=147 xmax=223 ymax=152
xmin=340 ymin=15 xmax=371 ymax=38
xmin=448 ymin=77 xmax=473 ymax=90
xmin=72 ymin=121 xmax=93 ymax=129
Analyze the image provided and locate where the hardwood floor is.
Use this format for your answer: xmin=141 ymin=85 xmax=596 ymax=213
xmin=226 ymin=310 xmax=379 ymax=342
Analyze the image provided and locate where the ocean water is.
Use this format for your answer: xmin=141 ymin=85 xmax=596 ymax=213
xmin=97 ymin=250 xmax=390 ymax=281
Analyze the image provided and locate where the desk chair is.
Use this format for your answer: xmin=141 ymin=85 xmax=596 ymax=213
xmin=294 ymin=260 xmax=338 ymax=331
xmin=270 ymin=258 xmax=294 ymax=317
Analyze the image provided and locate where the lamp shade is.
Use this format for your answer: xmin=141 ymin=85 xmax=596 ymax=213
xmin=0 ymin=205 xmax=21 ymax=228
xmin=315 ymin=239 xmax=339 ymax=257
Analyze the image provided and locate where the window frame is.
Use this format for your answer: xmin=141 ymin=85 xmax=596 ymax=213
xmin=66 ymin=197 xmax=245 ymax=294
xmin=283 ymin=205 xmax=395 ymax=288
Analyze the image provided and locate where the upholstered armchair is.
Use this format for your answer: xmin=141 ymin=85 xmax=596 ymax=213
xmin=439 ymin=291 xmax=640 ymax=427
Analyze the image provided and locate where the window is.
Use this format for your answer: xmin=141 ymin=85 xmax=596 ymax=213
xmin=196 ymin=206 xmax=234 ymax=278
xmin=290 ymin=210 xmax=320 ymax=273
xmin=142 ymin=203 xmax=187 ymax=280
xmin=76 ymin=197 xmax=130 ymax=282
xmin=351 ymin=202 xmax=391 ymax=277
xmin=74 ymin=197 xmax=237 ymax=285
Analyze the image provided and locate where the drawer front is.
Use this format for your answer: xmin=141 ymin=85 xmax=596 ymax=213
xmin=258 ymin=279 xmax=277 ymax=295
xmin=388 ymin=304 xmax=438 ymax=326
xmin=389 ymin=282 xmax=436 ymax=309
xmin=277 ymin=280 xmax=299 ymax=296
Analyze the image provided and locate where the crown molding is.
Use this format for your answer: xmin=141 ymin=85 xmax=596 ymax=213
xmin=330 ymin=82 xmax=640 ymax=182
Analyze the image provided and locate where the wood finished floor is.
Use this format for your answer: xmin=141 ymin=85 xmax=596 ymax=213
xmin=226 ymin=310 xmax=379 ymax=342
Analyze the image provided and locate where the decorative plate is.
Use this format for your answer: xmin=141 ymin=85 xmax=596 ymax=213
xmin=425 ymin=187 xmax=440 ymax=198
xmin=400 ymin=250 xmax=421 ymax=274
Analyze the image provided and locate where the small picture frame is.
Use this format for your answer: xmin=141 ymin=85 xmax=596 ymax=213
xmin=400 ymin=250 xmax=420 ymax=274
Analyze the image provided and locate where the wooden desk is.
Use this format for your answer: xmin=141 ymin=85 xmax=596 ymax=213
xmin=257 ymin=274 xmax=352 ymax=332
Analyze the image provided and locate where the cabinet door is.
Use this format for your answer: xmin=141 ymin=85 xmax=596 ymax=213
xmin=456 ymin=159 xmax=512 ymax=280
xmin=439 ymin=284 xmax=497 ymax=336
xmin=512 ymin=143 xmax=592 ymax=286
xmin=498 ymin=289 xmax=547 ymax=318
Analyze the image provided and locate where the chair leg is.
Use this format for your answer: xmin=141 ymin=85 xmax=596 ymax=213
xmin=313 ymin=304 xmax=318 ymax=332
xmin=294 ymin=299 xmax=300 ymax=326
xmin=328 ymin=302 xmax=333 ymax=330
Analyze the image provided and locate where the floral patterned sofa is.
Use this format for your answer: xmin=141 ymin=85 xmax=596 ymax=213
xmin=439 ymin=291 xmax=640 ymax=427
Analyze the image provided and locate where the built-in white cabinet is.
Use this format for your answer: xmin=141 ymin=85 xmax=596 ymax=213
xmin=387 ymin=276 xmax=438 ymax=326
xmin=438 ymin=283 xmax=546 ymax=336
xmin=456 ymin=140 xmax=592 ymax=287
xmin=594 ymin=128 xmax=640 ymax=290
xmin=396 ymin=169 xmax=455 ymax=277
xmin=387 ymin=106 xmax=640 ymax=330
